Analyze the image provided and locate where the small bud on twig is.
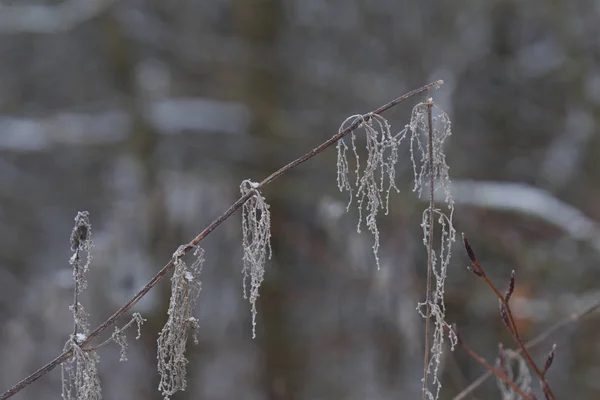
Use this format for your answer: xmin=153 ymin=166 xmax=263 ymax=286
xmin=467 ymin=266 xmax=483 ymax=277
xmin=505 ymin=270 xmax=516 ymax=302
xmin=499 ymin=301 xmax=512 ymax=333
xmin=462 ymin=233 xmax=477 ymax=264
xmin=542 ymin=344 xmax=556 ymax=377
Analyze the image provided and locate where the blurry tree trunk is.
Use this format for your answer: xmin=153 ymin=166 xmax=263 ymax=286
xmin=100 ymin=12 xmax=167 ymax=400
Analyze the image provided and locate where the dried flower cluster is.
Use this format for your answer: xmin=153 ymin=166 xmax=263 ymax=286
xmin=5 ymin=82 xmax=570 ymax=400
xmin=62 ymin=211 xmax=100 ymax=400
xmin=240 ymin=179 xmax=272 ymax=338
xmin=61 ymin=212 xmax=147 ymax=400
xmin=409 ymin=101 xmax=457 ymax=400
xmin=496 ymin=346 xmax=533 ymax=399
xmin=111 ymin=313 xmax=146 ymax=362
xmin=336 ymin=101 xmax=457 ymax=400
xmin=61 ymin=339 xmax=101 ymax=400
xmin=157 ymin=245 xmax=204 ymax=399
xmin=69 ymin=211 xmax=93 ymax=335
xmin=336 ymin=113 xmax=403 ymax=268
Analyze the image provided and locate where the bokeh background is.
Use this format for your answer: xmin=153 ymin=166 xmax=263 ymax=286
xmin=1 ymin=0 xmax=600 ymax=399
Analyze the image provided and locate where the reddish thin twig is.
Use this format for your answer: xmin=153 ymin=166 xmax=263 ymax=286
xmin=451 ymin=326 xmax=534 ymax=400
xmin=0 ymin=80 xmax=443 ymax=400
xmin=462 ymin=234 xmax=556 ymax=400
xmin=454 ymin=296 xmax=600 ymax=400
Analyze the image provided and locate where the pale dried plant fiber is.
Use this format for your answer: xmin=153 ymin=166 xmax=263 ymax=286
xmin=496 ymin=349 xmax=532 ymax=400
xmin=335 ymin=102 xmax=456 ymax=399
xmin=157 ymin=246 xmax=204 ymax=400
xmin=70 ymin=211 xmax=93 ymax=276
xmin=336 ymin=113 xmax=406 ymax=269
xmin=69 ymin=211 xmax=94 ymax=335
xmin=111 ymin=313 xmax=146 ymax=362
xmin=61 ymin=340 xmax=101 ymax=400
xmin=409 ymin=100 xmax=454 ymax=206
xmin=62 ymin=211 xmax=101 ymax=400
xmin=240 ymin=179 xmax=272 ymax=338
xmin=410 ymin=101 xmax=457 ymax=400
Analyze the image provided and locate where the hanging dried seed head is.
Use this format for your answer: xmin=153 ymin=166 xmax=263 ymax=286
xmin=240 ymin=180 xmax=272 ymax=338
xmin=336 ymin=113 xmax=405 ymax=269
xmin=157 ymin=246 xmax=204 ymax=399
xmin=61 ymin=340 xmax=101 ymax=400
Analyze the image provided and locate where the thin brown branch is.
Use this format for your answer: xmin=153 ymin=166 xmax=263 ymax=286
xmin=454 ymin=296 xmax=600 ymax=400
xmin=455 ymin=330 xmax=534 ymax=400
xmin=454 ymin=332 xmax=533 ymax=399
xmin=462 ymin=234 xmax=556 ymax=399
xmin=86 ymin=314 xmax=145 ymax=353
xmin=422 ymin=98 xmax=435 ymax=399
xmin=0 ymin=80 xmax=443 ymax=400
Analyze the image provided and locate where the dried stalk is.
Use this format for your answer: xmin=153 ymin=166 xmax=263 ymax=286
xmin=0 ymin=80 xmax=443 ymax=400
xmin=422 ymin=99 xmax=435 ymax=399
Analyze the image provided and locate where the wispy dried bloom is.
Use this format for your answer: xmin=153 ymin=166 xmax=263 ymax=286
xmin=411 ymin=101 xmax=456 ymax=400
xmin=157 ymin=246 xmax=204 ymax=399
xmin=61 ymin=211 xmax=100 ymax=400
xmin=61 ymin=339 xmax=101 ymax=400
xmin=335 ymin=102 xmax=456 ymax=399
xmin=69 ymin=211 xmax=94 ymax=334
xmin=240 ymin=179 xmax=272 ymax=338
xmin=0 ymin=82 xmax=443 ymax=400
xmin=495 ymin=348 xmax=533 ymax=400
xmin=419 ymin=210 xmax=457 ymax=400
xmin=70 ymin=211 xmax=92 ymax=255
xmin=409 ymin=101 xmax=454 ymax=207
xmin=336 ymin=113 xmax=404 ymax=268
xmin=111 ymin=313 xmax=146 ymax=362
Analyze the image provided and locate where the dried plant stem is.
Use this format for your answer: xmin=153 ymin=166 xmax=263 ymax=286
xmin=462 ymin=235 xmax=556 ymax=400
xmin=69 ymin=211 xmax=92 ymax=337
xmin=454 ymin=297 xmax=600 ymax=400
xmin=422 ymin=100 xmax=435 ymax=399
xmin=72 ymin=269 xmax=79 ymax=335
xmin=87 ymin=314 xmax=145 ymax=352
xmin=70 ymin=279 xmax=82 ymax=336
xmin=0 ymin=80 xmax=444 ymax=400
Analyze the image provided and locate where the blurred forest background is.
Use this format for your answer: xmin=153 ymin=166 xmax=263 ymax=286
xmin=1 ymin=0 xmax=600 ymax=399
